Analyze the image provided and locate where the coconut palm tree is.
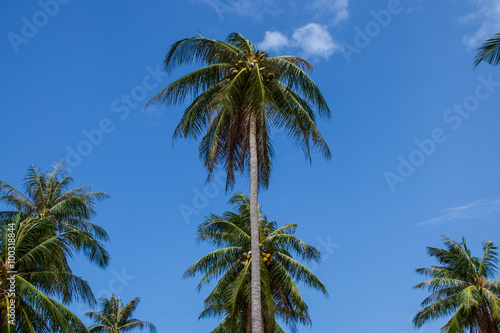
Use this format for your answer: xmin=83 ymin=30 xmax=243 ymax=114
xmin=474 ymin=33 xmax=500 ymax=67
xmin=413 ymin=235 xmax=500 ymax=333
xmin=184 ymin=193 xmax=328 ymax=333
xmin=0 ymin=214 xmax=94 ymax=332
xmin=0 ymin=163 xmax=110 ymax=268
xmin=148 ymin=32 xmax=331 ymax=333
xmin=85 ymin=294 xmax=156 ymax=333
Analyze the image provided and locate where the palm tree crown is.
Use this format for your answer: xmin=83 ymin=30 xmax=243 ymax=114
xmin=0 ymin=163 xmax=110 ymax=267
xmin=147 ymin=32 xmax=331 ymax=189
xmin=184 ymin=193 xmax=328 ymax=332
xmin=0 ymin=214 xmax=93 ymax=332
xmin=413 ymin=235 xmax=500 ymax=333
xmin=86 ymin=294 xmax=157 ymax=333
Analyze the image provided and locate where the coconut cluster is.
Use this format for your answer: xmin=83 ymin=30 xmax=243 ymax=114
xmin=241 ymin=246 xmax=273 ymax=266
xmin=229 ymin=51 xmax=276 ymax=83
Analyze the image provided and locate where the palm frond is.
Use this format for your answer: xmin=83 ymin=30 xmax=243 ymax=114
xmin=474 ymin=33 xmax=500 ymax=67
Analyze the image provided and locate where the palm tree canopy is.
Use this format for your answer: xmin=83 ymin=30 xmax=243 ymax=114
xmin=184 ymin=193 xmax=328 ymax=332
xmin=0 ymin=162 xmax=110 ymax=268
xmin=86 ymin=294 xmax=157 ymax=333
xmin=147 ymin=32 xmax=331 ymax=190
xmin=413 ymin=235 xmax=500 ymax=333
xmin=474 ymin=33 xmax=500 ymax=67
xmin=0 ymin=214 xmax=92 ymax=332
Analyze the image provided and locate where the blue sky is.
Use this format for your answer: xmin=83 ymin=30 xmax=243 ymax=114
xmin=1 ymin=0 xmax=500 ymax=332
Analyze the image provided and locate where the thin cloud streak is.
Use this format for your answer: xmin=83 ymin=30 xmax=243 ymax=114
xmin=414 ymin=197 xmax=500 ymax=228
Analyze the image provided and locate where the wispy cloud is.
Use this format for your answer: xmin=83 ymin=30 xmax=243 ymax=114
xmin=414 ymin=197 xmax=500 ymax=227
xmin=194 ymin=0 xmax=279 ymax=19
xmin=461 ymin=0 xmax=500 ymax=50
xmin=310 ymin=0 xmax=349 ymax=25
xmin=258 ymin=24 xmax=342 ymax=60
xmin=194 ymin=0 xmax=349 ymax=26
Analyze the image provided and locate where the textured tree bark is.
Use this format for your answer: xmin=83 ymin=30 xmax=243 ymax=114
xmin=477 ymin=304 xmax=499 ymax=333
xmin=249 ymin=117 xmax=263 ymax=333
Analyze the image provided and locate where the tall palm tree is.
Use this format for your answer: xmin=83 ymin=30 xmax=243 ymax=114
xmin=0 ymin=163 xmax=110 ymax=267
xmin=474 ymin=33 xmax=500 ymax=67
xmin=184 ymin=193 xmax=328 ymax=333
xmin=413 ymin=235 xmax=500 ymax=333
xmin=0 ymin=214 xmax=94 ymax=332
xmin=86 ymin=294 xmax=156 ymax=333
xmin=148 ymin=32 xmax=331 ymax=333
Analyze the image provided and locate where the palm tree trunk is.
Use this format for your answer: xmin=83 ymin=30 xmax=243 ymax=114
xmin=478 ymin=304 xmax=499 ymax=333
xmin=249 ymin=117 xmax=263 ymax=333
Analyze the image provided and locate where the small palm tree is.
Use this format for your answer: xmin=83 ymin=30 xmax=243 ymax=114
xmin=413 ymin=235 xmax=500 ymax=333
xmin=148 ymin=32 xmax=331 ymax=333
xmin=184 ymin=193 xmax=327 ymax=332
xmin=86 ymin=294 xmax=156 ymax=333
xmin=474 ymin=33 xmax=500 ymax=67
xmin=0 ymin=214 xmax=93 ymax=332
xmin=0 ymin=163 xmax=110 ymax=267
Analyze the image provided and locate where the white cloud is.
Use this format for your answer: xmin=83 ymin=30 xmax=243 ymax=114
xmin=258 ymin=23 xmax=342 ymax=60
xmin=414 ymin=197 xmax=500 ymax=227
xmin=292 ymin=23 xmax=342 ymax=59
xmin=461 ymin=0 xmax=500 ymax=50
xmin=310 ymin=0 xmax=349 ymax=25
xmin=258 ymin=31 xmax=289 ymax=52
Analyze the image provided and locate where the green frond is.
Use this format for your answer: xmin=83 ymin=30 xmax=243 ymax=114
xmin=14 ymin=275 xmax=88 ymax=332
xmin=484 ymin=288 xmax=500 ymax=320
xmin=413 ymin=236 xmax=500 ymax=332
xmin=147 ymin=63 xmax=232 ymax=109
xmin=478 ymin=240 xmax=498 ymax=278
xmin=87 ymin=295 xmax=156 ymax=332
xmin=474 ymin=33 xmax=500 ymax=67
xmin=163 ymin=36 xmax=240 ymax=74
xmin=187 ymin=193 xmax=328 ymax=331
